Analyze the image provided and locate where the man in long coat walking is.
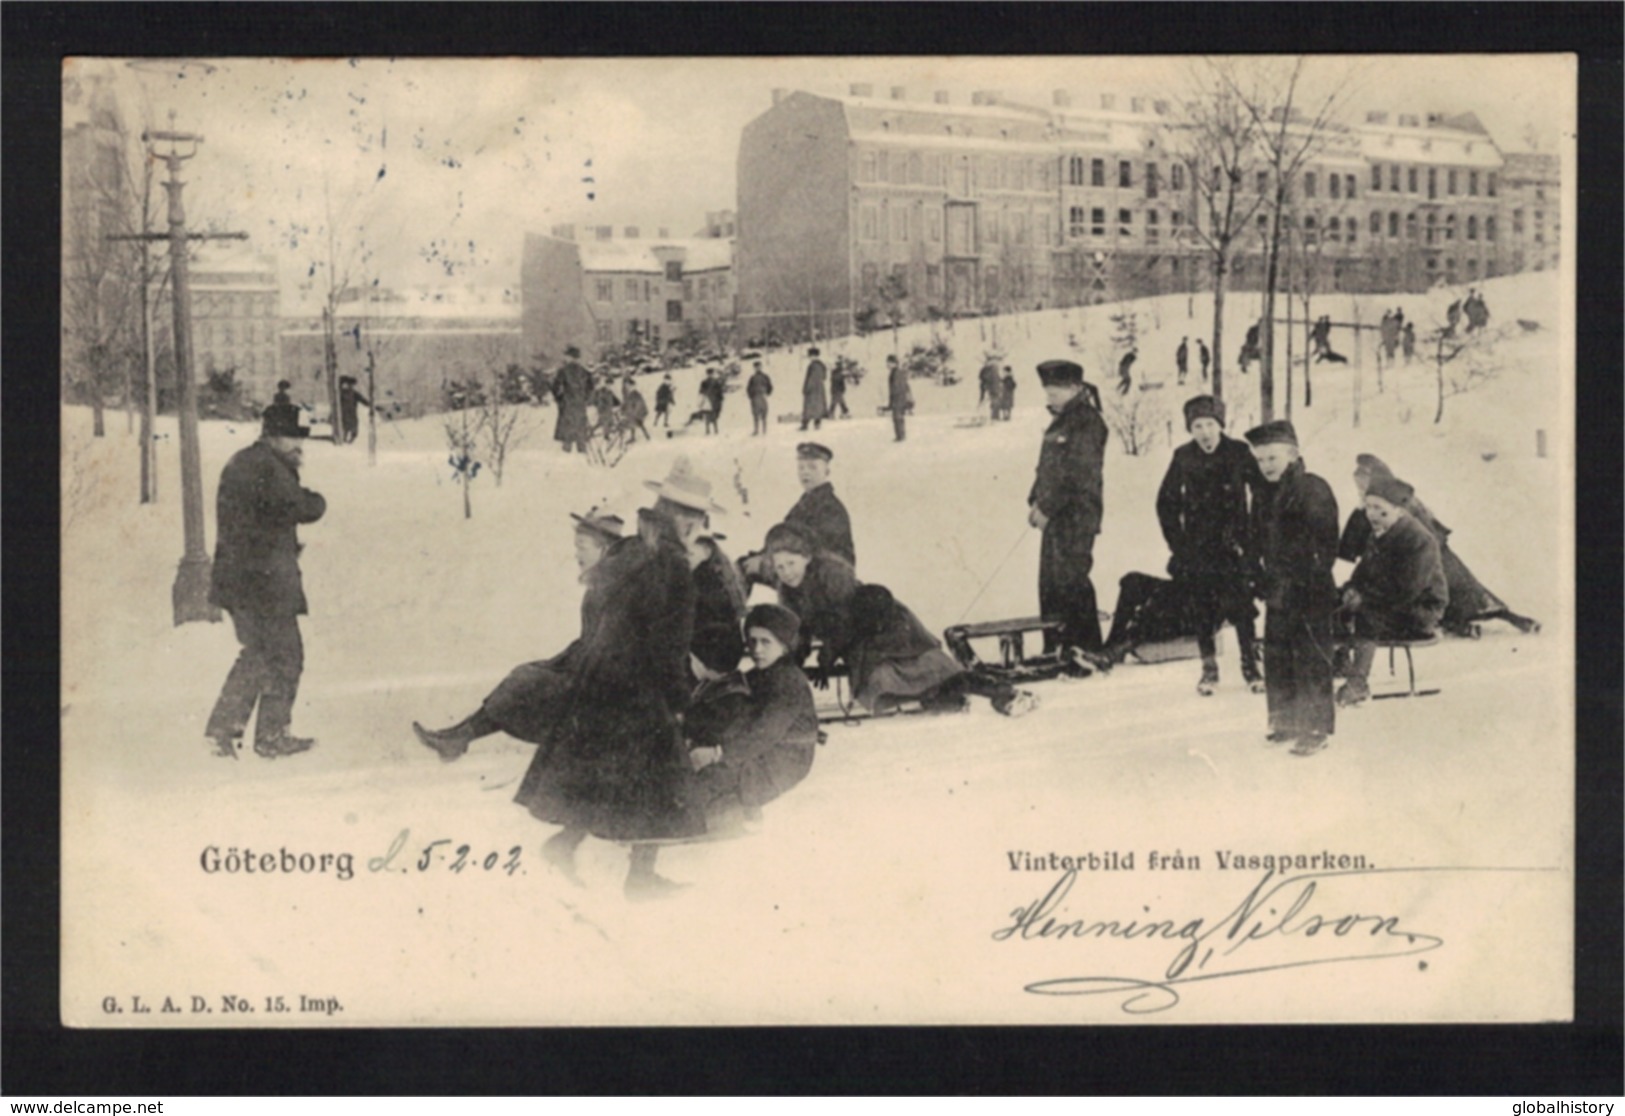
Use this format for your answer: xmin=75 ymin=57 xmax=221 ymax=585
xmin=746 ymin=360 xmax=773 ymax=435
xmin=800 ymin=347 xmax=827 ymax=431
xmin=887 ymin=353 xmax=912 ymax=441
xmin=1246 ymin=420 xmax=1340 ymax=756
xmin=552 ymin=346 xmax=593 ymax=453
xmin=1028 ymin=359 xmax=1108 ymax=657
xmin=205 ymin=403 xmax=327 ymax=758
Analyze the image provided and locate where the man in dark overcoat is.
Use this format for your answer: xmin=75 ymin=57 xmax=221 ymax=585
xmin=1175 ymin=337 xmax=1190 ymax=385
xmin=1153 ymin=394 xmax=1265 ymax=692
xmin=205 ymin=404 xmax=326 ymax=758
xmin=827 ymin=357 xmax=851 ymax=419
xmin=978 ymin=357 xmax=1002 ymax=414
xmin=800 ymin=347 xmax=827 ymax=431
xmin=746 ymin=360 xmax=773 ymax=435
xmin=887 ymin=353 xmax=912 ymax=441
xmin=337 ymin=375 xmax=371 ymax=444
xmin=552 ymin=345 xmax=593 ymax=453
xmin=1028 ymin=359 xmax=1109 ymax=656
xmin=1246 ymin=420 xmax=1340 ymax=756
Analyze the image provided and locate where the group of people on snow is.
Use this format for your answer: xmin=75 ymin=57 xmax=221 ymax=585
xmin=978 ymin=357 xmax=1018 ymax=421
xmin=1174 ymin=336 xmax=1212 ymax=387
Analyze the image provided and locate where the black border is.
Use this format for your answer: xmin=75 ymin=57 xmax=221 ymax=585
xmin=6 ymin=3 xmax=1621 ymax=1097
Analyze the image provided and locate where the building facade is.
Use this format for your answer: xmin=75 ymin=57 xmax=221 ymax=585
xmin=184 ymin=249 xmax=283 ymax=402
xmin=737 ymin=86 xmax=1559 ymax=338
xmin=520 ymin=225 xmax=735 ymax=364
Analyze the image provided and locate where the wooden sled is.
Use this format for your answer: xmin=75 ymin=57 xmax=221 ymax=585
xmin=941 ymin=614 xmax=1111 ymax=682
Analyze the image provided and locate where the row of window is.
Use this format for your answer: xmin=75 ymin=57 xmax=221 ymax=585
xmin=594 ymin=304 xmax=687 ymax=340
xmin=859 ymin=260 xmax=1050 ymax=304
xmin=593 ymin=275 xmax=724 ymax=304
xmin=857 ymin=149 xmax=1055 ymax=193
xmin=857 ymin=203 xmax=1061 ymax=247
xmin=198 ymin=323 xmax=279 ymax=345
xmin=1365 ymin=210 xmax=1499 ymax=242
xmin=1369 ymin=163 xmax=1498 ymax=199
xmin=1064 ymin=158 xmax=1189 ymax=195
xmin=193 ymin=292 xmax=278 ymax=318
xmin=1066 ymin=206 xmax=1188 ymax=241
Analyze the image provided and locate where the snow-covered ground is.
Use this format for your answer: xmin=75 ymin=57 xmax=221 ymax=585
xmin=61 ymin=271 xmax=1572 ymax=1025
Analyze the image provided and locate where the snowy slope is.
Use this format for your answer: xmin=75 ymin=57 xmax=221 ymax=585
xmin=61 ymin=270 xmax=1572 ymax=1025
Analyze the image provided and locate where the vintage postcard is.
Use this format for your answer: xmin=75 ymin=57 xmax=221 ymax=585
xmin=61 ymin=54 xmax=1574 ymax=1026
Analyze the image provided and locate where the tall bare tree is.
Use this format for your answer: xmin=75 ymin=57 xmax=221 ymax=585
xmin=1168 ymin=61 xmax=1269 ymax=404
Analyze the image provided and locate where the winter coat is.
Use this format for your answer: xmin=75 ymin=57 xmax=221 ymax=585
xmin=979 ymin=362 xmax=1001 ymax=395
xmin=888 ymin=360 xmax=913 ymax=410
xmin=801 ymin=360 xmax=828 ymax=420
xmin=1156 ymin=434 xmax=1262 ymax=582
xmin=689 ymin=656 xmax=818 ymax=812
xmin=692 ymin=537 xmax=748 ymax=669
xmin=701 ymin=376 xmax=726 ymax=415
xmin=1175 ymin=340 xmax=1189 ymax=371
xmin=655 ymin=382 xmax=676 ymax=412
xmin=1028 ymin=390 xmax=1108 ymax=537
xmin=483 ymin=563 xmax=611 ymax=745
xmin=1345 ymin=512 xmax=1448 ymax=637
xmin=829 ymin=364 xmax=847 ymax=398
xmin=746 ymin=371 xmax=773 ymax=401
xmin=208 ymin=440 xmax=326 ymax=616
xmin=338 ymin=383 xmax=370 ymax=424
xmin=513 ymin=523 xmax=704 ymax=842
xmin=1254 ymin=458 xmax=1339 ymax=617
xmin=623 ymin=386 xmax=649 ymax=424
xmin=785 ymin=482 xmax=856 ymax=567
xmin=552 ymin=361 xmax=594 ymax=445
xmin=1340 ymin=499 xmax=1503 ymax=631
xmin=999 ymin=374 xmax=1017 ymax=411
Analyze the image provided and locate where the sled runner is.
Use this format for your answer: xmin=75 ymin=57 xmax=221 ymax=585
xmin=1370 ymin=635 xmax=1442 ymax=700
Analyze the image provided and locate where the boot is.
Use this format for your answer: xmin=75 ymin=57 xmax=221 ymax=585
xmin=208 ymin=731 xmax=242 ymax=760
xmin=1196 ymin=657 xmax=1220 ymax=696
xmin=412 ymin=709 xmax=497 ymax=762
xmin=1335 ymin=678 xmax=1371 ymax=707
xmin=254 ymin=733 xmax=315 ymax=759
xmin=1237 ymin=630 xmax=1266 ymax=693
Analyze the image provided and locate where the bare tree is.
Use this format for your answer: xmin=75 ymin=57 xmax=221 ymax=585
xmin=1168 ymin=61 xmax=1269 ymax=405
xmin=1218 ymin=56 xmax=1355 ymax=423
xmin=470 ymin=336 xmax=533 ymax=487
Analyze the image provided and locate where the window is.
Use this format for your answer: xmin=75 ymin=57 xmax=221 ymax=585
xmin=1091 ymin=207 xmax=1106 ymax=236
xmin=1447 ymin=169 xmax=1458 ymax=195
xmin=1469 ymin=170 xmax=1479 ymax=196
xmin=1406 ymin=212 xmax=1418 ymax=240
xmin=926 ymin=264 xmax=940 ymax=298
xmin=1426 ymin=212 xmax=1438 ymax=243
xmin=596 ymin=320 xmax=612 ymax=342
xmin=1012 ymin=159 xmax=1027 ymax=191
xmin=876 ymin=150 xmax=889 ymax=183
xmin=1329 ymin=173 xmax=1340 ymax=199
xmin=861 ymin=205 xmax=879 ymax=240
xmin=1487 ymin=172 xmax=1497 ymax=197
xmin=1346 ymin=174 xmax=1356 ymax=199
xmin=1012 ymin=210 xmax=1028 ymax=244
xmin=666 ymin=300 xmax=683 ymax=323
xmin=624 ymin=279 xmax=639 ymax=301
xmin=1118 ymin=208 xmax=1132 ymax=236
xmin=928 ymin=208 xmax=942 ymax=242
xmin=983 ymin=209 xmax=1000 ymax=244
xmin=1445 ymin=213 xmax=1456 ymax=241
xmin=1326 ymin=216 xmax=1340 ymax=242
xmin=683 ymin=279 xmax=694 ymax=300
xmin=595 ymin=279 xmax=613 ymax=302
xmin=860 ymin=263 xmax=878 ymax=296
xmin=1371 ymin=163 xmax=1383 ymax=191
xmin=1371 ymin=211 xmax=1383 ymax=235
xmin=1257 ymin=213 xmax=1268 ymax=235
xmin=1486 ymin=216 xmax=1497 ymax=242
xmin=1170 ymin=210 xmax=1184 ymax=236
xmin=1145 ymin=162 xmax=1159 ymax=198
xmin=1068 ymin=156 xmax=1084 ymax=186
xmin=1467 ymin=215 xmax=1478 ymax=240
xmin=1304 ymin=215 xmax=1317 ymax=234
xmin=891 ymin=153 xmax=908 ymax=185
xmin=1427 ymin=167 xmax=1437 ymax=199
xmin=1389 ymin=211 xmax=1400 ymax=238
xmin=1069 ymin=206 xmax=1086 ymax=239
xmin=1257 ymin=171 xmax=1269 ymax=194
xmin=893 ymin=206 xmax=909 ymax=241
xmin=1091 ymin=158 xmax=1105 ymax=187
xmin=1346 ymin=217 xmax=1356 ymax=244
xmin=1170 ymin=163 xmax=1185 ymax=191
xmin=1146 ymin=209 xmax=1160 ymax=242
xmin=908 ymin=152 xmax=923 ymax=185
xmin=1467 ymin=258 xmax=1478 ymax=279
xmin=1390 ymin=164 xmax=1401 ymax=191
xmin=664 ymin=261 xmax=682 ymax=282
xmin=859 ymin=152 xmax=876 ymax=183
xmin=1304 ymin=172 xmax=1317 ymax=198
xmin=1407 ymin=167 xmax=1418 ymax=193
xmin=1119 ymin=160 xmax=1132 ymax=188
xmin=1512 ymin=209 xmax=1524 ymax=235
xmin=246 ymin=322 xmax=257 ymax=344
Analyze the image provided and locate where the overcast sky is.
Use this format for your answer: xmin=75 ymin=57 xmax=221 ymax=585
xmin=80 ymin=55 xmax=1574 ymax=307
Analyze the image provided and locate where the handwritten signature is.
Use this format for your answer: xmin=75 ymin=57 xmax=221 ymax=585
xmin=992 ymin=866 xmax=1538 ymax=1014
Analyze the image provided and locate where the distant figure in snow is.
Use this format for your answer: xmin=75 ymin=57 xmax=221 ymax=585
xmin=746 ymin=360 xmax=773 ymax=436
xmin=887 ymin=353 xmax=913 ymax=441
xmin=654 ymin=374 xmax=675 ymax=428
xmin=1464 ymin=289 xmax=1491 ymax=333
xmin=552 ymin=346 xmax=593 ymax=453
xmin=1445 ymin=299 xmax=1463 ymax=338
xmin=1401 ymin=321 xmax=1416 ymax=364
xmin=1175 ymin=336 xmax=1190 ymax=386
xmin=979 ymin=356 xmax=1002 ymax=414
xmin=800 ymin=347 xmax=827 ymax=431
xmin=272 ymin=379 xmax=293 ymax=407
xmin=827 ymin=357 xmax=851 ymax=419
xmin=997 ymin=365 xmax=1017 ymax=421
xmin=1197 ymin=338 xmax=1211 ymax=382
xmin=621 ymin=377 xmax=651 ymax=441
xmin=1116 ymin=347 xmax=1138 ymax=396
xmin=337 ymin=375 xmax=371 ymax=444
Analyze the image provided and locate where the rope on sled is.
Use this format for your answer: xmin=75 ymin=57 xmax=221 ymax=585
xmin=954 ymin=525 xmax=1033 ymax=625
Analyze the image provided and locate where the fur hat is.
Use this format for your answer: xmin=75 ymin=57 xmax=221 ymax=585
xmin=260 ymin=401 xmax=309 ymax=440
xmin=796 ymin=442 xmax=833 ymax=462
xmin=808 ymin=347 xmax=821 ymax=357
xmin=564 ymin=345 xmax=581 ymax=359
xmin=692 ymin=622 xmax=745 ymax=674
xmin=763 ymin=521 xmax=817 ymax=557
xmin=1183 ymin=394 xmax=1226 ymax=429
xmin=1355 ymin=453 xmax=1394 ymax=479
xmin=1244 ymin=420 xmax=1299 ymax=447
xmin=1365 ymin=475 xmax=1414 ymax=507
xmin=1036 ymin=359 xmax=1085 ymax=386
xmin=744 ymin=603 xmax=800 ymax=652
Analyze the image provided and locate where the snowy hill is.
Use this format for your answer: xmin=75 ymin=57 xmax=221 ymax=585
xmin=61 ymin=269 xmax=1572 ymax=1025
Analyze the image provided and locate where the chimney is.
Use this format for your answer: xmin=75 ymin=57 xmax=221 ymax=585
xmin=771 ymin=87 xmax=788 ymax=106
xmin=1052 ymin=89 xmax=1072 ymax=108
xmin=890 ymin=86 xmax=906 ymax=101
xmin=849 ymin=82 xmax=873 ymax=98
xmin=933 ymin=90 xmax=950 ymax=105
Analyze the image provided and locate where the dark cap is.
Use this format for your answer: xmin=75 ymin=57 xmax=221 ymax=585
xmin=692 ymin=621 xmax=745 ymax=674
xmin=1354 ymin=453 xmax=1394 ymax=479
xmin=745 ymin=603 xmax=801 ymax=652
xmin=1365 ymin=475 xmax=1414 ymax=506
xmin=261 ymin=402 xmax=309 ymax=440
xmin=808 ymin=347 xmax=821 ymax=357
xmin=569 ymin=507 xmax=625 ymax=543
xmin=564 ymin=345 xmax=581 ymax=359
xmin=1036 ymin=359 xmax=1084 ymax=386
xmin=1183 ymin=394 xmax=1226 ymax=430
xmin=276 ymin=379 xmax=292 ymax=392
xmin=796 ymin=442 xmax=833 ymax=462
xmin=764 ymin=521 xmax=816 ymax=557
xmin=1244 ymin=420 xmax=1298 ymax=447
